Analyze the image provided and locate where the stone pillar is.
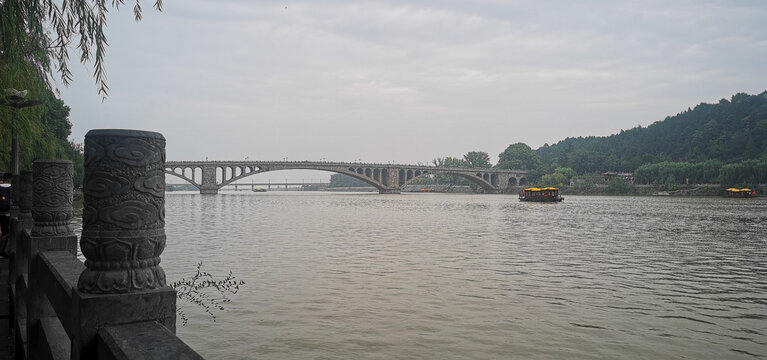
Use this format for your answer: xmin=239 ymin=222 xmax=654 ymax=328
xmin=31 ymin=160 xmax=75 ymax=238
xmin=27 ymin=160 xmax=78 ymax=358
xmin=78 ymin=129 xmax=167 ymax=293
xmin=72 ymin=129 xmax=175 ymax=360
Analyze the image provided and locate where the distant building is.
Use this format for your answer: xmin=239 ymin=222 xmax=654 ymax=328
xmin=602 ymin=172 xmax=634 ymax=184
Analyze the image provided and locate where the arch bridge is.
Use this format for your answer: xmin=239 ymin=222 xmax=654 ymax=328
xmin=164 ymin=161 xmax=528 ymax=194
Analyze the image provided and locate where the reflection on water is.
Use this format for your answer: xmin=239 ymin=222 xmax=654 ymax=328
xmin=151 ymin=193 xmax=766 ymax=359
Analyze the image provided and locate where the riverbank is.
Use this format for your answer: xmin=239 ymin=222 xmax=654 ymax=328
xmin=561 ymin=184 xmax=724 ymax=196
xmin=321 ymin=184 xmax=763 ymax=196
xmin=323 ymin=185 xmax=476 ymax=193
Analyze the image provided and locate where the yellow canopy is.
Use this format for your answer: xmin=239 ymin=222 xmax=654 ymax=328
xmin=523 ymin=187 xmax=558 ymax=192
xmin=740 ymin=188 xmax=752 ymax=192
xmin=725 ymin=188 xmax=741 ymax=192
xmin=523 ymin=187 xmax=541 ymax=191
xmin=541 ymin=187 xmax=559 ymax=191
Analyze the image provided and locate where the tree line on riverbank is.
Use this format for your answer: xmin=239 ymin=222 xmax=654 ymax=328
xmin=531 ymin=91 xmax=767 ymax=190
xmin=330 ymin=90 xmax=767 ymax=192
xmin=529 ymin=91 xmax=767 ymax=189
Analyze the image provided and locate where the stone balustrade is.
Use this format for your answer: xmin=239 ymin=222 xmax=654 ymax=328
xmin=5 ymin=129 xmax=203 ymax=359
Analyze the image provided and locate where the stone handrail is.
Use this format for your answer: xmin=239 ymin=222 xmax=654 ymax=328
xmin=6 ymin=129 xmax=204 ymax=359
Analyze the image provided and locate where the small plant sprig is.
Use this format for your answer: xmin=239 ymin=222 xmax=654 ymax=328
xmin=170 ymin=261 xmax=245 ymax=326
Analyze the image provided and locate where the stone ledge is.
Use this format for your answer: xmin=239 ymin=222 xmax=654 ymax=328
xmin=39 ymin=317 xmax=70 ymax=360
xmin=71 ymin=287 xmax=176 ymax=359
xmin=97 ymin=321 xmax=204 ymax=360
xmin=35 ymin=251 xmax=84 ymax=337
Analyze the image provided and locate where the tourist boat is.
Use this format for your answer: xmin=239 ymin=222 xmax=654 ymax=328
xmin=252 ymin=188 xmax=267 ymax=192
xmin=725 ymin=188 xmax=756 ymax=197
xmin=519 ymin=187 xmax=564 ymax=202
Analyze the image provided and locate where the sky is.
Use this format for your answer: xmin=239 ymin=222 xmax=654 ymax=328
xmin=58 ymin=0 xmax=767 ymax=182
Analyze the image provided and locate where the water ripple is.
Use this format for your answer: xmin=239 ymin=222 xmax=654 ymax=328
xmin=158 ymin=193 xmax=767 ymax=359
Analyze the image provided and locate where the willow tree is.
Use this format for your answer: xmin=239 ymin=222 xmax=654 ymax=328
xmin=0 ymin=0 xmax=162 ymax=174
xmin=1 ymin=0 xmax=163 ymax=96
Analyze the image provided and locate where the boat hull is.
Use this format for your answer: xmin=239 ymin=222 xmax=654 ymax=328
xmin=519 ymin=196 xmax=564 ymax=202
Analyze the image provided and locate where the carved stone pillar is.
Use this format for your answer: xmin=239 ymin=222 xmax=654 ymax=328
xmin=18 ymin=170 xmax=33 ymax=219
xmin=26 ymin=160 xmax=78 ymax=358
xmin=31 ymin=160 xmax=74 ymax=237
xmin=78 ymin=129 xmax=167 ymax=294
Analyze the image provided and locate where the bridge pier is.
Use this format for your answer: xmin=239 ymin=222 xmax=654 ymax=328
xmin=200 ymin=188 xmax=218 ymax=195
xmin=378 ymin=188 xmax=401 ymax=194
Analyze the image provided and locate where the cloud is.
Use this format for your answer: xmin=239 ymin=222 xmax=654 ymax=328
xmin=59 ymin=0 xmax=767 ymax=176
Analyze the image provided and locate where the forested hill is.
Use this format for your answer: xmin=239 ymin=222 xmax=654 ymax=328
xmin=535 ymin=91 xmax=767 ymax=173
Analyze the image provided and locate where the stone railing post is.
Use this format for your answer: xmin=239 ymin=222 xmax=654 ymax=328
xmin=30 ymin=161 xmax=75 ymax=239
xmin=12 ymin=170 xmax=34 ymax=285
xmin=9 ymin=170 xmax=33 ymax=357
xmin=72 ymin=129 xmax=175 ymax=359
xmin=26 ymin=160 xmax=78 ymax=358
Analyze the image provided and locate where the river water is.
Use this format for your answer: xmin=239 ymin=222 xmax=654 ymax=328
xmin=156 ymin=192 xmax=766 ymax=359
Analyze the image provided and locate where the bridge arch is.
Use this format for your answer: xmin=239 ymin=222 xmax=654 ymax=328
xmin=165 ymin=166 xmax=202 ymax=189
xmin=432 ymin=170 xmax=497 ymax=193
xmin=221 ymin=166 xmax=392 ymax=192
xmin=210 ymin=165 xmax=392 ymax=191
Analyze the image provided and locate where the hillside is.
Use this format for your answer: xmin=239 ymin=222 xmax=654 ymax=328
xmin=535 ymin=91 xmax=767 ymax=174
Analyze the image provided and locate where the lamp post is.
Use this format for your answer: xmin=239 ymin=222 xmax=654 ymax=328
xmin=1 ymin=88 xmax=43 ymax=175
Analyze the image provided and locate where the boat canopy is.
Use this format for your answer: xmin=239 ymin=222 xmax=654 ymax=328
xmin=726 ymin=188 xmax=753 ymax=192
xmin=523 ymin=187 xmax=559 ymax=191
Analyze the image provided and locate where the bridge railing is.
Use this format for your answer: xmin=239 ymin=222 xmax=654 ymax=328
xmin=6 ymin=129 xmax=204 ymax=359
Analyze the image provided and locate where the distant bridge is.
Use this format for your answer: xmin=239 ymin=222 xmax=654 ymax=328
xmin=164 ymin=161 xmax=528 ymax=194
xmin=167 ymin=181 xmax=329 ymax=191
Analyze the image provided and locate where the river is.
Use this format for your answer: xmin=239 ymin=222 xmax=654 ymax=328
xmin=153 ymin=192 xmax=766 ymax=359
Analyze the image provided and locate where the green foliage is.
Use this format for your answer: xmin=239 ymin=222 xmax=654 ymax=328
xmin=719 ymin=159 xmax=767 ymax=188
xmin=65 ymin=141 xmax=85 ymax=187
xmin=631 ymin=157 xmax=767 ymax=188
xmin=0 ymin=0 xmax=163 ymax=97
xmin=329 ymin=173 xmax=372 ymax=188
xmin=496 ymin=143 xmax=541 ymax=170
xmin=606 ymin=177 xmax=634 ymax=195
xmin=1 ymin=0 xmax=118 ymax=185
xmin=535 ymin=91 xmax=767 ymax=174
xmin=634 ymin=160 xmax=724 ymax=185
xmin=432 ymin=156 xmax=470 ymax=185
xmin=539 ymin=167 xmax=576 ymax=187
xmin=463 ymin=151 xmax=492 ymax=168
xmin=0 ymin=87 xmax=84 ymax=186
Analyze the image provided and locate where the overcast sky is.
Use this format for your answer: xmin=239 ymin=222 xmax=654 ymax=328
xmin=59 ymin=0 xmax=767 ymax=181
